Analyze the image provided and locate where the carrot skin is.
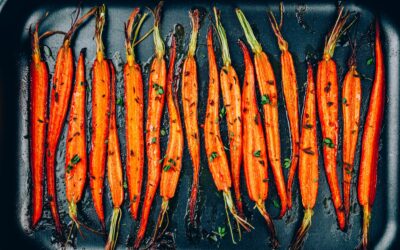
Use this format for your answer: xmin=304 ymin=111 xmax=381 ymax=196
xmin=65 ymin=51 xmax=87 ymax=207
xmin=46 ymin=42 xmax=74 ymax=233
xmin=358 ymin=21 xmax=385 ymax=250
xmin=30 ymin=52 xmax=49 ymax=228
xmin=342 ymin=65 xmax=361 ymax=221
xmin=124 ymin=61 xmax=144 ymax=219
xmin=90 ymin=54 xmax=111 ymax=229
xmin=316 ymin=58 xmax=345 ymax=230
xmin=254 ymin=52 xmax=288 ymax=217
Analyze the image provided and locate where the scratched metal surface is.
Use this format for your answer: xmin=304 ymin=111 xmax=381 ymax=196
xmin=1 ymin=0 xmax=398 ymax=249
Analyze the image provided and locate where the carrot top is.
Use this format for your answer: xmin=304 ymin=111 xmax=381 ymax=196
xmin=187 ymin=9 xmax=200 ymax=57
xmin=235 ymin=8 xmax=262 ymax=54
xmin=213 ymin=7 xmax=232 ymax=66
xmin=64 ymin=6 xmax=97 ymax=46
xmin=125 ymin=8 xmax=149 ymax=62
xmin=267 ymin=3 xmax=288 ymax=51
xmin=153 ymin=1 xmax=165 ymax=59
xmin=95 ymin=5 xmax=106 ymax=60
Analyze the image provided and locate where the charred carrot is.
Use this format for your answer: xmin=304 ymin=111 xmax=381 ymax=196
xmin=182 ymin=9 xmax=201 ymax=225
xmin=46 ymin=7 xmax=96 ymax=233
xmin=239 ymin=40 xmax=278 ymax=248
xmin=105 ymin=62 xmax=124 ymax=250
xmin=267 ymin=5 xmax=300 ymax=209
xmin=205 ymin=27 xmax=252 ymax=244
xmin=150 ymin=36 xmax=184 ymax=243
xmin=65 ymin=50 xmax=87 ymax=232
xmin=90 ymin=5 xmax=111 ymax=230
xmin=316 ymin=7 xmax=354 ymax=230
xmin=342 ymin=43 xmax=361 ymax=223
xmin=134 ymin=2 xmax=167 ymax=248
xmin=358 ymin=20 xmax=385 ymax=250
xmin=124 ymin=8 xmax=148 ymax=220
xmin=30 ymin=15 xmax=52 ymax=229
xmin=214 ymin=7 xmax=244 ymax=216
xmin=236 ymin=9 xmax=288 ymax=217
xmin=290 ymin=63 xmax=319 ymax=250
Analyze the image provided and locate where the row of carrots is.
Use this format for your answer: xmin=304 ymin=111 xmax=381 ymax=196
xmin=29 ymin=2 xmax=385 ymax=249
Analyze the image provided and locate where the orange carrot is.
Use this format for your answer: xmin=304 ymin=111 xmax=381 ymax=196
xmin=182 ymin=9 xmax=201 ymax=225
xmin=134 ymin=2 xmax=167 ymax=248
xmin=90 ymin=5 xmax=111 ymax=230
xmin=46 ymin=7 xmax=96 ymax=233
xmin=342 ymin=43 xmax=361 ymax=223
xmin=205 ymin=27 xmax=252 ymax=244
xmin=316 ymin=7 xmax=354 ymax=230
xmin=105 ymin=62 xmax=124 ymax=250
xmin=290 ymin=63 xmax=319 ymax=250
xmin=214 ymin=7 xmax=244 ymax=216
xmin=65 ymin=50 xmax=87 ymax=231
xmin=124 ymin=8 xmax=148 ymax=220
xmin=267 ymin=5 xmax=300 ymax=209
xmin=236 ymin=9 xmax=288 ymax=217
xmin=239 ymin=40 xmax=278 ymax=248
xmin=150 ymin=36 xmax=184 ymax=243
xmin=358 ymin=20 xmax=385 ymax=250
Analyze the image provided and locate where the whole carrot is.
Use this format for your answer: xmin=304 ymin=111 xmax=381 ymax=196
xmin=150 ymin=36 xmax=184 ymax=244
xmin=358 ymin=20 xmax=385 ymax=250
xmin=90 ymin=5 xmax=111 ymax=230
xmin=213 ymin=7 xmax=244 ymax=216
xmin=30 ymin=15 xmax=51 ymax=228
xmin=205 ymin=27 xmax=252 ymax=244
xmin=236 ymin=9 xmax=288 ymax=217
xmin=105 ymin=62 xmax=124 ymax=250
xmin=182 ymin=9 xmax=201 ymax=225
xmin=46 ymin=7 xmax=96 ymax=233
xmin=124 ymin=8 xmax=148 ymax=220
xmin=290 ymin=63 xmax=319 ymax=250
xmin=134 ymin=2 xmax=167 ymax=248
xmin=65 ymin=50 xmax=87 ymax=231
xmin=239 ymin=40 xmax=278 ymax=248
xmin=316 ymin=7 xmax=354 ymax=230
xmin=267 ymin=5 xmax=300 ymax=209
xmin=342 ymin=42 xmax=361 ymax=223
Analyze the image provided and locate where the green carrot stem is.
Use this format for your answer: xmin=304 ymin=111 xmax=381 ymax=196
xmin=105 ymin=208 xmax=122 ymax=250
xmin=235 ymin=8 xmax=263 ymax=54
xmin=213 ymin=7 xmax=232 ymax=66
xmin=188 ymin=9 xmax=200 ymax=57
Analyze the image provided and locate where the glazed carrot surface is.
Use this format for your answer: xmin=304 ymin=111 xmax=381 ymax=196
xmin=342 ymin=49 xmax=361 ymax=223
xmin=124 ymin=8 xmax=147 ymax=220
xmin=134 ymin=2 xmax=167 ymax=248
xmin=214 ymin=7 xmax=244 ymax=216
xmin=182 ymin=9 xmax=201 ymax=225
xmin=29 ymin=18 xmax=49 ymax=228
xmin=290 ymin=64 xmax=319 ymax=250
xmin=239 ymin=40 xmax=278 ymax=248
xmin=236 ymin=9 xmax=288 ymax=217
xmin=268 ymin=6 xmax=300 ymax=209
xmin=316 ymin=8 xmax=352 ymax=230
xmin=105 ymin=62 xmax=124 ymax=250
xmin=90 ymin=5 xmax=111 ymax=230
xmin=358 ymin=20 xmax=385 ymax=250
xmin=65 ymin=51 xmax=87 ymax=227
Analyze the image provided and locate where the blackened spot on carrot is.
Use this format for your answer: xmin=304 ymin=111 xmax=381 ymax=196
xmin=102 ymin=94 xmax=105 ymax=98
xmin=324 ymin=82 xmax=332 ymax=93
xmin=302 ymin=147 xmax=315 ymax=155
xmin=184 ymin=71 xmax=190 ymax=76
xmin=229 ymin=83 xmax=233 ymax=90
xmin=327 ymin=101 xmax=334 ymax=107
xmin=209 ymin=100 xmax=214 ymax=106
xmin=135 ymin=97 xmax=140 ymax=103
xmin=243 ymin=107 xmax=248 ymax=113
xmin=54 ymin=92 xmax=59 ymax=102
xmin=267 ymin=80 xmax=274 ymax=85
xmin=222 ymin=68 xmax=228 ymax=74
xmin=130 ymin=150 xmax=134 ymax=156
xmin=305 ymin=113 xmax=309 ymax=118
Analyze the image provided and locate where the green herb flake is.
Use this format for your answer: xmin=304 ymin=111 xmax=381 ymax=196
xmin=116 ymin=97 xmax=124 ymax=106
xmin=367 ymin=58 xmax=374 ymax=65
xmin=323 ymin=138 xmax=335 ymax=148
xmin=342 ymin=98 xmax=347 ymax=104
xmin=219 ymin=106 xmax=226 ymax=119
xmin=261 ymin=94 xmax=271 ymax=105
xmin=217 ymin=226 xmax=226 ymax=238
xmin=163 ymin=165 xmax=171 ymax=171
xmin=283 ymin=158 xmax=291 ymax=169
xmin=123 ymin=181 xmax=128 ymax=189
xmin=160 ymin=129 xmax=166 ymax=136
xmin=151 ymin=137 xmax=156 ymax=144
xmin=209 ymin=152 xmax=218 ymax=162
xmin=71 ymin=154 xmax=81 ymax=165
xmin=66 ymin=164 xmax=74 ymax=174
xmin=272 ymin=199 xmax=280 ymax=208
xmin=153 ymin=83 xmax=164 ymax=95
xmin=253 ymin=150 xmax=261 ymax=157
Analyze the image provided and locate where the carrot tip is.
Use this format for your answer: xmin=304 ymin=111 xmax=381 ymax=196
xmin=290 ymin=209 xmax=313 ymax=250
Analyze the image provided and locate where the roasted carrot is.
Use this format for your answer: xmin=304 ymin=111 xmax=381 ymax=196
xmin=290 ymin=63 xmax=319 ymax=250
xmin=236 ymin=9 xmax=288 ymax=217
xmin=90 ymin=5 xmax=111 ymax=230
xmin=205 ymin=27 xmax=252 ymax=244
xmin=46 ymin=7 xmax=96 ymax=233
xmin=124 ymin=8 xmax=148 ymax=220
xmin=134 ymin=2 xmax=167 ymax=248
xmin=30 ymin=15 xmax=52 ymax=229
xmin=239 ymin=40 xmax=278 ymax=248
xmin=150 ymin=36 xmax=184 ymax=244
xmin=182 ymin=9 xmax=201 ymax=225
xmin=267 ymin=5 xmax=300 ymax=209
xmin=316 ymin=7 xmax=354 ymax=230
xmin=213 ymin=7 xmax=244 ymax=216
xmin=358 ymin=20 xmax=385 ymax=250
xmin=105 ymin=62 xmax=124 ymax=250
xmin=342 ymin=43 xmax=361 ymax=224
xmin=65 ymin=50 xmax=87 ymax=232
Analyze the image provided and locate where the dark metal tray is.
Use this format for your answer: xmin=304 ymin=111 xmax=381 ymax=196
xmin=1 ymin=0 xmax=399 ymax=249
